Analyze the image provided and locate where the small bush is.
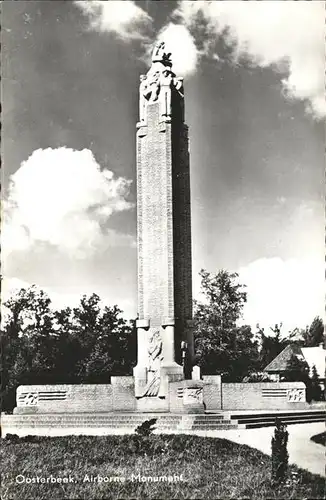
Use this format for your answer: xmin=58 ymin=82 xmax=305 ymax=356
xmin=243 ymin=372 xmax=272 ymax=382
xmin=310 ymin=432 xmax=325 ymax=447
xmin=130 ymin=419 xmax=163 ymax=456
xmin=135 ymin=418 xmax=157 ymax=437
xmin=4 ymin=433 xmax=21 ymax=443
xmin=272 ymin=418 xmax=289 ymax=484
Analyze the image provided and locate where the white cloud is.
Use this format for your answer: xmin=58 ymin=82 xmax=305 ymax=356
xmin=175 ymin=0 xmax=325 ymax=118
xmin=156 ymin=23 xmax=198 ymax=77
xmin=75 ymin=0 xmax=152 ymax=41
xmin=238 ymin=257 xmax=324 ymax=333
xmin=1 ymin=276 xmax=136 ymax=323
xmin=74 ymin=0 xmax=325 ymax=115
xmin=1 ymin=277 xmax=32 ymax=300
xmin=2 ymin=147 xmax=134 ymax=259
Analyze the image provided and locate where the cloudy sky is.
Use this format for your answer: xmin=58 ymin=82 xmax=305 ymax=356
xmin=2 ymin=0 xmax=325 ymax=332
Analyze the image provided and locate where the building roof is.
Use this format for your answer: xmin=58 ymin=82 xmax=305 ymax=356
xmin=264 ymin=344 xmax=304 ymax=372
xmin=264 ymin=344 xmax=326 ymax=379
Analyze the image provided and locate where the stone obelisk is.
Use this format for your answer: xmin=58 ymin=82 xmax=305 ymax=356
xmin=133 ymin=42 xmax=194 ymax=410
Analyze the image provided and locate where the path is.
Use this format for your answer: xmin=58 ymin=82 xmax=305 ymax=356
xmin=189 ymin=422 xmax=325 ymax=477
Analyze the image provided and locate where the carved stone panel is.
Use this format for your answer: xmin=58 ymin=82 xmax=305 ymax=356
xmin=287 ymin=388 xmax=305 ymax=402
xmin=183 ymin=387 xmax=203 ymax=405
xmin=18 ymin=392 xmax=39 ymax=406
xmin=17 ymin=389 xmax=68 ymax=406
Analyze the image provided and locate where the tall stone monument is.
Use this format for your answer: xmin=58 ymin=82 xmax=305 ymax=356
xmin=133 ymin=42 xmax=194 ymax=409
xmin=3 ymin=41 xmax=309 ymax=434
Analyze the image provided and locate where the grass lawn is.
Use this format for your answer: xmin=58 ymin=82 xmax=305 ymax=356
xmin=1 ymin=434 xmax=324 ymax=499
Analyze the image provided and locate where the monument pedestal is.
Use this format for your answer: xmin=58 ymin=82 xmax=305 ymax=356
xmin=134 ymin=358 xmax=184 ymax=412
xmin=169 ymin=380 xmax=206 ymax=414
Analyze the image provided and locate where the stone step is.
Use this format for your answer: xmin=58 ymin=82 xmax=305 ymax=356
xmin=236 ymin=414 xmax=325 ymax=424
xmin=3 ymin=421 xmax=229 ymax=427
xmin=4 ymin=424 xmax=136 ymax=429
xmin=3 ymin=415 xmax=182 ymax=421
xmin=7 ymin=414 xmax=183 ymax=419
xmin=1 ymin=412 xmax=238 ymax=435
xmin=245 ymin=417 xmax=325 ymax=429
xmin=2 ymin=410 xmax=324 ymax=436
xmin=2 ymin=421 xmax=183 ymax=428
xmin=194 ymin=416 xmax=229 ymax=421
xmin=191 ymin=425 xmax=238 ymax=430
xmin=229 ymin=410 xmax=325 ymax=429
xmin=190 ymin=416 xmax=225 ymax=421
xmin=192 ymin=419 xmax=233 ymax=425
xmin=230 ymin=410 xmax=325 ymax=421
xmin=2 ymin=420 xmax=182 ymax=427
xmin=2 ymin=423 xmax=236 ymax=429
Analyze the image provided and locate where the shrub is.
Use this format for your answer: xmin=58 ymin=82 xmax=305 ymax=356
xmin=271 ymin=418 xmax=289 ymax=484
xmin=4 ymin=433 xmax=21 ymax=443
xmin=242 ymin=372 xmax=272 ymax=382
xmin=135 ymin=418 xmax=157 ymax=437
xmin=310 ymin=432 xmax=325 ymax=447
xmin=309 ymin=365 xmax=322 ymax=401
xmin=130 ymin=419 xmax=162 ymax=456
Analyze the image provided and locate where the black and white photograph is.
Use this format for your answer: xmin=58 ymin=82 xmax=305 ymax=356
xmin=1 ymin=1 xmax=325 ymax=499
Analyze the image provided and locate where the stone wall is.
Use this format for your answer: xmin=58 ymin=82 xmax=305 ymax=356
xmin=111 ymin=377 xmax=136 ymax=411
xmin=14 ymin=384 xmax=113 ymax=414
xmin=202 ymin=376 xmax=222 ymax=410
xmin=12 ymin=380 xmax=308 ymax=415
xmin=221 ymin=382 xmax=307 ymax=410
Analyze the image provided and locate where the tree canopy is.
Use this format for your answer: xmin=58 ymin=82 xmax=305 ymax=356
xmin=1 ymin=286 xmax=136 ymax=411
xmin=193 ymin=269 xmax=259 ymax=380
xmin=2 ymin=272 xmax=324 ymax=410
xmin=302 ymin=316 xmax=324 ymax=347
xmin=257 ymin=323 xmax=288 ymax=369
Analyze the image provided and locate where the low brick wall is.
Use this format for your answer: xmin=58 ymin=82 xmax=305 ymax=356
xmin=221 ymin=382 xmax=307 ymax=410
xmin=12 ymin=380 xmax=307 ymax=414
xmin=14 ymin=384 xmax=113 ymax=414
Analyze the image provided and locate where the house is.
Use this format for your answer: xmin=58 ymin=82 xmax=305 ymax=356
xmin=264 ymin=344 xmax=325 ymax=389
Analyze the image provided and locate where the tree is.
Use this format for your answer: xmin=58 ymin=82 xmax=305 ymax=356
xmin=303 ymin=317 xmax=324 ymax=347
xmin=1 ymin=286 xmax=56 ymax=410
xmin=194 ymin=269 xmax=259 ymax=380
xmin=196 ymin=269 xmax=247 ymax=329
xmin=51 ymin=306 xmax=83 ymax=383
xmin=1 ymin=286 xmax=136 ymax=412
xmin=284 ymin=354 xmax=310 ymax=383
xmin=310 ymin=365 xmax=322 ymax=401
xmin=81 ymin=303 xmax=136 ymax=382
xmin=271 ymin=419 xmax=289 ymax=484
xmin=257 ymin=324 xmax=287 ymax=369
xmin=289 ymin=317 xmax=325 ymax=347
xmin=69 ymin=295 xmax=136 ymax=382
xmin=284 ymin=354 xmax=323 ymax=403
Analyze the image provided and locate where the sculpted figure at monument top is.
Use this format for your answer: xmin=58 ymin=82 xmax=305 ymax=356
xmin=137 ymin=40 xmax=184 ymax=123
xmin=151 ymin=40 xmax=172 ymax=67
